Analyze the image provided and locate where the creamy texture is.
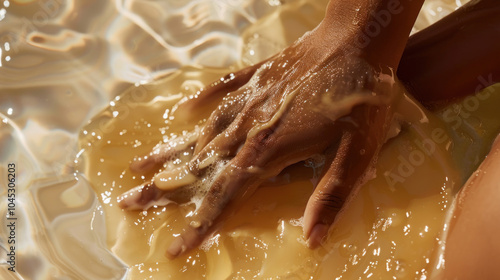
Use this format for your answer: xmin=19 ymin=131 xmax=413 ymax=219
xmin=0 ymin=0 xmax=491 ymax=279
xmin=78 ymin=67 xmax=500 ymax=279
xmin=1 ymin=0 xmax=304 ymax=278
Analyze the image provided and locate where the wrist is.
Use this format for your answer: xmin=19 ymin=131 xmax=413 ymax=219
xmin=315 ymin=0 xmax=424 ymax=68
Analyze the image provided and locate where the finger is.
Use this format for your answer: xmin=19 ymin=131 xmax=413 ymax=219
xmin=189 ymin=104 xmax=260 ymax=176
xmin=119 ymin=175 xmax=198 ymax=210
xmin=174 ymin=61 xmax=265 ymax=115
xmin=190 ymin=128 xmax=247 ymax=175
xmin=129 ymin=152 xmax=162 ymax=174
xmin=153 ymin=165 xmax=197 ymax=191
xmin=166 ymin=119 xmax=333 ymax=259
xmin=130 ymin=130 xmax=199 ymax=173
xmin=302 ymin=117 xmax=383 ymax=248
xmin=165 ymin=155 xmax=256 ymax=259
xmin=118 ymin=181 xmax=164 ymax=210
xmin=302 ymin=131 xmax=356 ymax=248
xmin=193 ymin=89 xmax=248 ymax=155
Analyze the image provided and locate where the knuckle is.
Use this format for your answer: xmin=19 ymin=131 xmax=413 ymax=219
xmin=314 ymin=191 xmax=347 ymax=214
xmin=208 ymin=182 xmax=224 ymax=200
xmin=206 ymin=179 xmax=230 ymax=208
xmin=211 ymin=113 xmax=232 ymax=133
xmin=250 ymin=128 xmax=275 ymax=149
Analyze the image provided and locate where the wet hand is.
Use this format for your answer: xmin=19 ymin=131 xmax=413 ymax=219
xmin=118 ymin=29 xmax=398 ymax=258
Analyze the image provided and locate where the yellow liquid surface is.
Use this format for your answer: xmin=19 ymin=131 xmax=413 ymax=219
xmin=77 ymin=64 xmax=500 ymax=279
xmin=2 ymin=0 xmax=489 ymax=279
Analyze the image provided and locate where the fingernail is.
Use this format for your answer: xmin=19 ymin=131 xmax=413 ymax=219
xmin=166 ymin=237 xmax=185 ymax=260
xmin=307 ymin=223 xmax=328 ymax=249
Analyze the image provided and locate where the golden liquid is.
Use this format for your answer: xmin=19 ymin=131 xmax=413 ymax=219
xmin=0 ymin=0 xmax=479 ymax=279
xmin=76 ymin=64 xmax=500 ymax=279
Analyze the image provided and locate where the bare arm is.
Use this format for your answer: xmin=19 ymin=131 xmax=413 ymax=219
xmin=303 ymin=0 xmax=425 ymax=247
xmin=398 ymin=0 xmax=500 ymax=107
xmin=120 ymin=0 xmax=426 ymax=257
xmin=321 ymin=0 xmax=425 ymax=68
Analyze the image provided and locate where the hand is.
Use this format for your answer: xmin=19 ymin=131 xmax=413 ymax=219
xmin=118 ymin=28 xmax=398 ymax=258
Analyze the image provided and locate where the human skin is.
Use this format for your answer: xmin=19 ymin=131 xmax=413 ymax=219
xmin=399 ymin=1 xmax=500 ymax=276
xmin=119 ymin=0 xmax=426 ymax=259
xmin=398 ymin=0 xmax=500 ymax=107
xmin=442 ymin=135 xmax=500 ymax=279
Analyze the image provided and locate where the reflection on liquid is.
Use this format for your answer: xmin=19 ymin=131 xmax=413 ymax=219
xmin=77 ymin=64 xmax=500 ymax=278
xmin=76 ymin=63 xmax=499 ymax=279
xmin=3 ymin=0 xmax=498 ymax=279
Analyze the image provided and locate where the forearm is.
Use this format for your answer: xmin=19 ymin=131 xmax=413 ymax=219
xmin=398 ymin=0 xmax=500 ymax=106
xmin=315 ymin=0 xmax=425 ymax=68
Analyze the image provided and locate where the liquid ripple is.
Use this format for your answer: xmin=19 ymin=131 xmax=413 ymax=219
xmin=0 ymin=0 xmax=469 ymax=279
